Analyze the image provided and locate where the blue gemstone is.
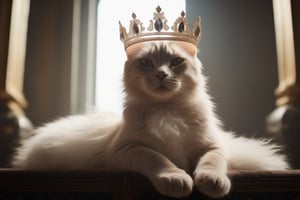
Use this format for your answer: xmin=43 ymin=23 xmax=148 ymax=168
xmin=133 ymin=23 xmax=139 ymax=34
xmin=178 ymin=22 xmax=185 ymax=32
xmin=154 ymin=18 xmax=163 ymax=32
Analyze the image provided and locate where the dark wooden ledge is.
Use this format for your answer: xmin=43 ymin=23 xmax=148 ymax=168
xmin=0 ymin=169 xmax=300 ymax=199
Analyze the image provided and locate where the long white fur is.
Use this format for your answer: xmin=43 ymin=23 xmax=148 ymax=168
xmin=12 ymin=41 xmax=289 ymax=198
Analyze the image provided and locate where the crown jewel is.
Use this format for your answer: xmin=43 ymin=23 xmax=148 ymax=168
xmin=119 ymin=6 xmax=201 ymax=49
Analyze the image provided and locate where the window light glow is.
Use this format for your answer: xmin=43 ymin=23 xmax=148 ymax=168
xmin=96 ymin=0 xmax=186 ymax=113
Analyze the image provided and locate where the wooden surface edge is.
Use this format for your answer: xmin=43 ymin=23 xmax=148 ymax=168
xmin=0 ymin=169 xmax=299 ymax=193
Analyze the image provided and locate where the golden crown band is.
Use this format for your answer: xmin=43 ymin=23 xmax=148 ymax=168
xmin=119 ymin=6 xmax=202 ymax=49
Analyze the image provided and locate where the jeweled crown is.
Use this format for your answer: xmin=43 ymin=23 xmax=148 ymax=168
xmin=119 ymin=6 xmax=201 ymax=49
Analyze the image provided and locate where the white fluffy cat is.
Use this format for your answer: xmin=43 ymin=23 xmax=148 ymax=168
xmin=12 ymin=41 xmax=289 ymax=198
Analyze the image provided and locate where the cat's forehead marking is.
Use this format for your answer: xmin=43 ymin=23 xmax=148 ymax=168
xmin=148 ymin=42 xmax=174 ymax=57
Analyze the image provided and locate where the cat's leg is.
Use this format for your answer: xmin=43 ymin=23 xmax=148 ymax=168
xmin=193 ymin=148 xmax=231 ymax=198
xmin=109 ymin=145 xmax=193 ymax=198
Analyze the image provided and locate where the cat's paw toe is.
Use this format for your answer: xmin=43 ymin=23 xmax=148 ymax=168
xmin=194 ymin=170 xmax=231 ymax=198
xmin=152 ymin=169 xmax=193 ymax=198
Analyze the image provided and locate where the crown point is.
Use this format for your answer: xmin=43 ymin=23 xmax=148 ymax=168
xmin=178 ymin=22 xmax=185 ymax=32
xmin=119 ymin=21 xmax=127 ymax=42
xmin=154 ymin=18 xmax=163 ymax=32
xmin=156 ymin=6 xmax=161 ymax=13
xmin=181 ymin=11 xmax=185 ymax=17
xmin=133 ymin=23 xmax=139 ymax=34
xmin=193 ymin=16 xmax=202 ymax=39
xmin=119 ymin=6 xmax=202 ymax=49
xmin=194 ymin=26 xmax=200 ymax=37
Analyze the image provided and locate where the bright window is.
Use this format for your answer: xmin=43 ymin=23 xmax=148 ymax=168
xmin=96 ymin=0 xmax=186 ymax=114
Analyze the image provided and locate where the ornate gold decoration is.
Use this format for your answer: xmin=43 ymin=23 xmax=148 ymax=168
xmin=119 ymin=6 xmax=201 ymax=49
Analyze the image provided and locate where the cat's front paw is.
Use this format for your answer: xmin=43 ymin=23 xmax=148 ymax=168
xmin=151 ymin=168 xmax=193 ymax=198
xmin=194 ymin=170 xmax=231 ymax=198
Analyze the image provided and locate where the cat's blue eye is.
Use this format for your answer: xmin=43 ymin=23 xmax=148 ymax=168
xmin=139 ymin=58 xmax=154 ymax=68
xmin=170 ymin=57 xmax=185 ymax=67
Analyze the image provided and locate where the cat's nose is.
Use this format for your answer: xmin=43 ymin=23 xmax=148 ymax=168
xmin=156 ymin=71 xmax=168 ymax=80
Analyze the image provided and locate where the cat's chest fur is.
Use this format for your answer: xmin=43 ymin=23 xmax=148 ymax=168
xmin=121 ymin=104 xmax=207 ymax=171
xmin=146 ymin=108 xmax=188 ymax=141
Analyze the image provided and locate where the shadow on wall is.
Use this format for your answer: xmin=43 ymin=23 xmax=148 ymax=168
xmin=24 ymin=0 xmax=73 ymax=126
xmin=187 ymin=0 xmax=278 ymax=136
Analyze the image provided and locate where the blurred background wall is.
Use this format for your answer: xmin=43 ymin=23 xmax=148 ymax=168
xmin=187 ymin=0 xmax=278 ymax=136
xmin=24 ymin=0 xmax=278 ymax=137
xmin=24 ymin=0 xmax=73 ymax=126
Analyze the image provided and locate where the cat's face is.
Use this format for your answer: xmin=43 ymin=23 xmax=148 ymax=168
xmin=123 ymin=41 xmax=202 ymax=103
